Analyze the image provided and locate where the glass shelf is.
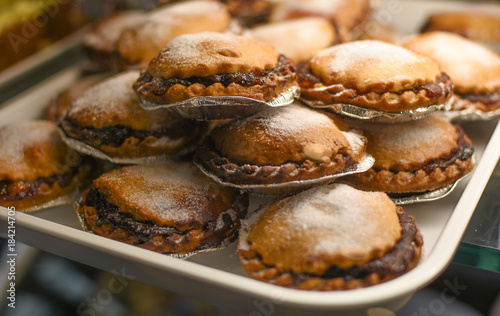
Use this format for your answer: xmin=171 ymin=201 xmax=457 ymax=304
xmin=455 ymin=158 xmax=500 ymax=272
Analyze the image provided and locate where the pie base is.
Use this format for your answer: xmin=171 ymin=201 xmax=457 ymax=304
xmin=134 ymin=55 xmax=297 ymax=105
xmin=299 ymin=70 xmax=453 ymax=112
xmin=194 ymin=144 xmax=364 ymax=185
xmin=79 ymin=189 xmax=249 ymax=255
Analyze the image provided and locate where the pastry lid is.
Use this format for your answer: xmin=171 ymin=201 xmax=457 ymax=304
xmin=139 ymin=85 xmax=300 ymax=120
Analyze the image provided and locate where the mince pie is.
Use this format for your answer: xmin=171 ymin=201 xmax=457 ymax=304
xmin=194 ymin=103 xmax=368 ymax=190
xmin=238 ymin=183 xmax=423 ymax=290
xmin=45 ymin=74 xmax=106 ymax=122
xmin=298 ymin=40 xmax=453 ymax=115
xmin=269 ymin=0 xmax=372 ymax=41
xmin=247 ymin=16 xmax=339 ymax=64
xmin=115 ymin=0 xmax=231 ymax=70
xmin=134 ymin=32 xmax=298 ymax=106
xmin=77 ymin=162 xmax=248 ymax=255
xmin=0 ymin=120 xmax=91 ymax=212
xmin=83 ymin=10 xmax=146 ymax=70
xmin=342 ymin=114 xmax=474 ymax=194
xmin=404 ymin=32 xmax=500 ymax=116
xmin=59 ymin=71 xmax=209 ymax=163
xmin=421 ymin=12 xmax=500 ymax=44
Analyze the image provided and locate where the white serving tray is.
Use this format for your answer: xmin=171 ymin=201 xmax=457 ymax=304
xmin=1 ymin=1 xmax=500 ymax=314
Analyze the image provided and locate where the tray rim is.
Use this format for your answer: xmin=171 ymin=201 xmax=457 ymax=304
xmin=2 ymin=0 xmax=500 ymax=312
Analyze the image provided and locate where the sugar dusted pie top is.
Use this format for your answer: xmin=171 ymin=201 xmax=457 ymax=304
xmin=145 ymin=32 xmax=281 ymax=79
xmin=309 ymin=40 xmax=442 ymax=93
xmin=93 ymin=162 xmax=237 ymax=230
xmin=116 ymin=0 xmax=231 ymax=64
xmin=350 ymin=113 xmax=459 ymax=171
xmin=243 ymin=183 xmax=401 ymax=274
xmin=66 ymin=71 xmax=177 ymax=130
xmin=212 ymin=103 xmax=364 ymax=166
xmin=0 ymin=121 xmax=81 ymax=181
xmin=84 ymin=10 xmax=146 ymax=51
xmin=404 ymin=31 xmax=500 ymax=94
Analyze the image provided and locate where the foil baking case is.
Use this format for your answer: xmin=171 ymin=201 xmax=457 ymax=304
xmin=138 ymin=86 xmax=301 ymax=121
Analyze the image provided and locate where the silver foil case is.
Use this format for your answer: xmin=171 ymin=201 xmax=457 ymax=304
xmin=138 ymin=86 xmax=301 ymax=121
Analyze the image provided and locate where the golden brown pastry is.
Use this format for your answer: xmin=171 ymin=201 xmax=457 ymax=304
xmin=78 ymin=162 xmax=248 ymax=255
xmin=342 ymin=114 xmax=474 ymax=193
xmin=194 ymin=103 xmax=367 ymax=187
xmin=238 ymin=183 xmax=423 ymax=290
xmin=421 ymin=12 xmax=500 ymax=44
xmin=298 ymin=40 xmax=453 ymax=113
xmin=247 ymin=17 xmax=339 ymax=64
xmin=404 ymin=32 xmax=500 ymax=114
xmin=83 ymin=10 xmax=146 ymax=70
xmin=269 ymin=0 xmax=371 ymax=41
xmin=59 ymin=71 xmax=209 ymax=162
xmin=45 ymin=74 xmax=106 ymax=122
xmin=134 ymin=32 xmax=297 ymax=105
xmin=115 ymin=0 xmax=231 ymax=70
xmin=0 ymin=120 xmax=91 ymax=211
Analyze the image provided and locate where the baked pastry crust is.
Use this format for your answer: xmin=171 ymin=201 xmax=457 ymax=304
xmin=248 ymin=17 xmax=339 ymax=63
xmin=238 ymin=184 xmax=423 ymax=290
xmin=78 ymin=162 xmax=248 ymax=255
xmin=421 ymin=12 xmax=500 ymax=43
xmin=298 ymin=40 xmax=453 ymax=112
xmin=83 ymin=10 xmax=146 ymax=70
xmin=269 ymin=0 xmax=371 ymax=41
xmin=60 ymin=71 xmax=209 ymax=159
xmin=343 ymin=114 xmax=475 ymax=193
xmin=45 ymin=74 xmax=105 ymax=122
xmin=404 ymin=32 xmax=500 ymax=112
xmin=0 ymin=120 xmax=91 ymax=211
xmin=194 ymin=103 xmax=367 ymax=185
xmin=115 ymin=1 xmax=231 ymax=70
xmin=134 ymin=32 xmax=297 ymax=105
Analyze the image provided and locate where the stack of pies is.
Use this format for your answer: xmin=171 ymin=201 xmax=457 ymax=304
xmin=0 ymin=121 xmax=92 ymax=212
xmin=15 ymin=0 xmax=499 ymax=291
xmin=58 ymin=71 xmax=210 ymax=163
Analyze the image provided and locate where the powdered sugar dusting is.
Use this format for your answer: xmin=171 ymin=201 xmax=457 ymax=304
xmin=158 ymin=32 xmax=243 ymax=69
xmin=405 ymin=32 xmax=500 ymax=88
xmin=285 ymin=184 xmax=399 ymax=257
xmin=316 ymin=40 xmax=423 ymax=75
xmin=253 ymin=104 xmax=334 ymax=138
xmin=106 ymin=163 xmax=219 ymax=224
xmin=342 ymin=130 xmax=365 ymax=153
xmin=67 ymin=71 xmax=139 ymax=117
xmin=0 ymin=120 xmax=59 ymax=163
xmin=84 ymin=11 xmax=145 ymax=48
xmin=137 ymin=1 xmax=227 ymax=46
xmin=364 ymin=114 xmax=454 ymax=154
